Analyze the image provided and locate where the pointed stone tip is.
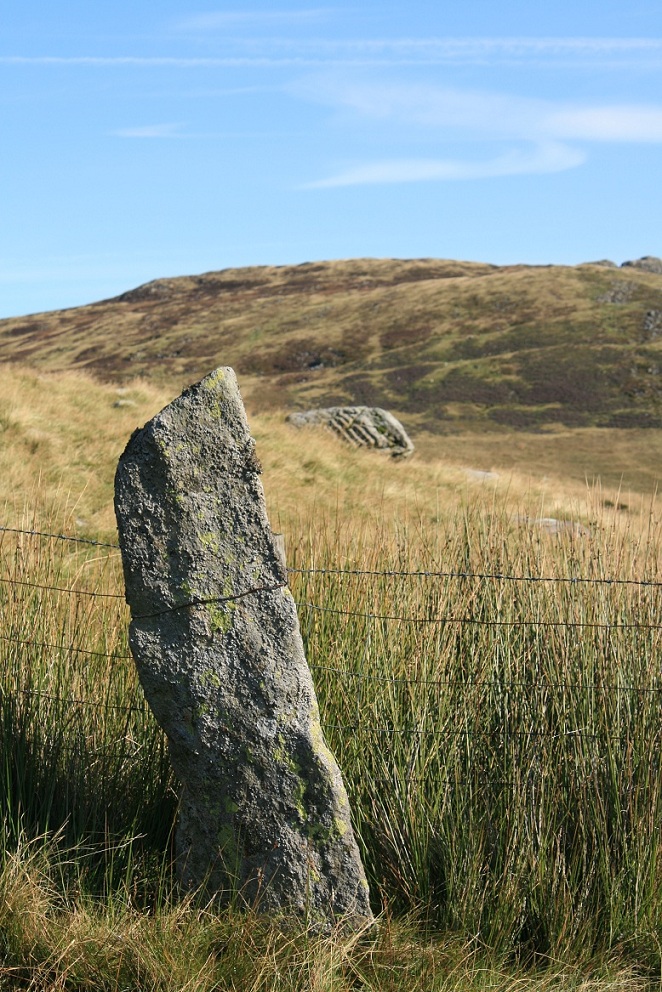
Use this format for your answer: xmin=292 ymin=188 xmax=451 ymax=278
xmin=198 ymin=366 xmax=236 ymax=392
xmin=175 ymin=366 xmax=243 ymax=416
xmin=147 ymin=365 xmax=252 ymax=449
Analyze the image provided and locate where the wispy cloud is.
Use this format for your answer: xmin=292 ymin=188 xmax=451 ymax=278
xmin=4 ymin=36 xmax=662 ymax=70
xmin=305 ymin=142 xmax=586 ymax=188
xmin=0 ymin=55 xmax=320 ymax=67
xmin=296 ymin=80 xmax=662 ymax=143
xmin=545 ymin=105 xmax=662 ymax=142
xmin=113 ymin=122 xmax=185 ymax=138
xmin=298 ymin=80 xmax=662 ymax=187
xmin=298 ymin=81 xmax=544 ymax=136
xmin=247 ymin=35 xmax=662 ymax=66
xmin=175 ymin=8 xmax=337 ymax=31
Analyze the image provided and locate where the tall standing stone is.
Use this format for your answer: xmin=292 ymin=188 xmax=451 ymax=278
xmin=114 ymin=368 xmax=372 ymax=926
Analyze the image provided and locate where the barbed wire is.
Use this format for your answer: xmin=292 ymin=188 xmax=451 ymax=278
xmin=3 ymin=571 xmax=661 ymax=627
xmin=289 ymin=565 xmax=662 ymax=589
xmin=14 ymin=738 xmax=166 ymax=760
xmin=296 ymin=601 xmax=662 ymax=631
xmin=0 ymin=684 xmax=148 ymax=714
xmin=0 ymin=526 xmax=660 ymax=732
xmin=308 ymin=664 xmax=662 ymax=694
xmin=133 ymin=581 xmax=288 ymax=620
xmin=4 ymin=522 xmax=662 ymax=590
xmin=0 ymin=634 xmax=657 ymax=697
xmin=322 ymin=723 xmax=661 ymax=744
xmin=0 ymin=525 xmax=120 ymax=549
xmin=0 ymin=575 xmax=126 ymax=599
xmin=0 ymin=632 xmax=132 ymax=661
xmin=0 ymin=681 xmax=657 ymax=748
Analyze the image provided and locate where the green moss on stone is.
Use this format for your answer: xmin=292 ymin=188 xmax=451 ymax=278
xmin=199 ymin=669 xmax=222 ymax=689
xmin=216 ymin=823 xmax=239 ymax=868
xmin=207 ymin=600 xmax=236 ymax=634
xmin=200 ymin=531 xmax=220 ymax=554
xmin=203 ymin=368 xmax=226 ymax=390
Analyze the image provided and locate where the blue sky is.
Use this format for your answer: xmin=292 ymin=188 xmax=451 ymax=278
xmin=2 ymin=1 xmax=662 ymax=317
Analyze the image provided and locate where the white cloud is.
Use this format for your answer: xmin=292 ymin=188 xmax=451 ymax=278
xmin=4 ymin=36 xmax=662 ymax=70
xmin=545 ymin=105 xmax=662 ymax=142
xmin=305 ymin=142 xmax=586 ymax=188
xmin=113 ymin=123 xmax=185 ymax=138
xmin=266 ymin=35 xmax=662 ymax=64
xmin=297 ymin=79 xmax=662 ymax=144
xmin=0 ymin=56 xmax=317 ymax=67
xmin=300 ymin=81 xmax=545 ymax=136
xmin=297 ymin=80 xmax=662 ymax=187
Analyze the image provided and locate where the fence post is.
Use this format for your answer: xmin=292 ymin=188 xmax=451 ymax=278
xmin=114 ymin=367 xmax=372 ymax=927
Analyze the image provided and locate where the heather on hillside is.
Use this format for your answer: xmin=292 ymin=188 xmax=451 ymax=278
xmin=1 ymin=258 xmax=662 ymax=449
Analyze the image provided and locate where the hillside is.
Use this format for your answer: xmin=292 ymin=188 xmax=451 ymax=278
xmin=1 ymin=256 xmax=661 ymax=427
xmin=2 ymin=255 xmax=662 ymax=492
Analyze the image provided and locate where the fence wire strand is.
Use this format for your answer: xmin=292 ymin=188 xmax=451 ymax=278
xmin=4 ymin=522 xmax=662 ymax=589
xmin=1 ymin=522 xmax=661 ymax=742
xmin=0 ymin=574 xmax=126 ymax=599
xmin=0 ymin=684 xmax=148 ymax=714
xmin=296 ymin=600 xmax=662 ymax=631
xmin=0 ymin=632 xmax=133 ymax=661
xmin=288 ymin=565 xmax=662 ymax=589
xmin=308 ymin=664 xmax=662 ymax=695
xmin=0 ymin=525 xmax=120 ymax=549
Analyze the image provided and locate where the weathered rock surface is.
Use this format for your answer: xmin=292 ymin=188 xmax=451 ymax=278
xmin=114 ymin=367 xmax=372 ymax=926
xmin=516 ymin=515 xmax=590 ymax=537
xmin=621 ymin=256 xmax=662 ymax=275
xmin=596 ymin=280 xmax=636 ymax=304
xmin=643 ymin=310 xmax=662 ymax=341
xmin=286 ymin=406 xmax=414 ymax=458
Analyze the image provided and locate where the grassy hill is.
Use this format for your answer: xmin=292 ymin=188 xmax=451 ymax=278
xmin=1 ymin=257 xmax=661 ymax=429
xmin=2 ymin=255 xmax=662 ymax=493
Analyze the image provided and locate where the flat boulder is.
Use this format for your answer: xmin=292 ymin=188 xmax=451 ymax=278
xmin=287 ymin=406 xmax=414 ymax=458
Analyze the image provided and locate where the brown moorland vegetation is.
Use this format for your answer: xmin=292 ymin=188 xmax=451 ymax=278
xmin=2 ymin=258 xmax=662 ymax=445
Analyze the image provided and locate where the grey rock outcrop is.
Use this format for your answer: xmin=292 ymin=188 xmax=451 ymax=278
xmin=621 ymin=256 xmax=662 ymax=275
xmin=643 ymin=310 xmax=662 ymax=341
xmin=286 ymin=406 xmax=414 ymax=458
xmin=114 ymin=367 xmax=372 ymax=926
xmin=596 ymin=280 xmax=636 ymax=304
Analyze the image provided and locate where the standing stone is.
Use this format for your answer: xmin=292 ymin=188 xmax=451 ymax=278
xmin=114 ymin=367 xmax=372 ymax=926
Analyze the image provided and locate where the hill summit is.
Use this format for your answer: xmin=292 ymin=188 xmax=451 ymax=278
xmin=1 ymin=256 xmax=661 ymax=437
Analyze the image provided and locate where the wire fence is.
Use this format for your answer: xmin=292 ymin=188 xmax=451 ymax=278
xmin=5 ymin=522 xmax=662 ymax=588
xmin=1 ymin=523 xmax=661 ymax=749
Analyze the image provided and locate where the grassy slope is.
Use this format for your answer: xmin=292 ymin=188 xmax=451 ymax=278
xmin=1 ymin=258 xmax=662 ymax=493
xmin=0 ymin=364 xmax=654 ymax=542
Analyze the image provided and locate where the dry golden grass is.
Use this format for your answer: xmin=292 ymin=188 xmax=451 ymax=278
xmin=0 ymin=363 xmax=659 ymax=545
xmin=1 ymin=363 xmax=661 ymax=988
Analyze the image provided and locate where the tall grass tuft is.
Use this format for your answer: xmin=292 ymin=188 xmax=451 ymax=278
xmin=289 ymin=499 xmax=662 ymax=964
xmin=0 ymin=517 xmax=175 ymax=896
